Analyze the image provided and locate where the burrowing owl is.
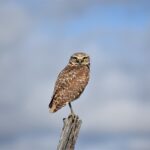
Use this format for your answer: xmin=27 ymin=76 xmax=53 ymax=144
xmin=49 ymin=52 xmax=90 ymax=113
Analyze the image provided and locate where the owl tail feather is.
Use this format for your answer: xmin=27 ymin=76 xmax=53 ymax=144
xmin=49 ymin=94 xmax=67 ymax=112
xmin=49 ymin=106 xmax=57 ymax=113
xmin=48 ymin=94 xmax=55 ymax=112
xmin=49 ymin=99 xmax=67 ymax=113
xmin=49 ymin=99 xmax=57 ymax=113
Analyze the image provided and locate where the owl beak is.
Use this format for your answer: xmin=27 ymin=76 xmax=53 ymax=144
xmin=78 ymin=60 xmax=82 ymax=65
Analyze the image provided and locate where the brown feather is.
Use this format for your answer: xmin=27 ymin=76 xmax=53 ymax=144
xmin=49 ymin=52 xmax=90 ymax=112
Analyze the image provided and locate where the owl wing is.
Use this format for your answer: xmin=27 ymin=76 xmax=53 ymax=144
xmin=49 ymin=65 xmax=89 ymax=112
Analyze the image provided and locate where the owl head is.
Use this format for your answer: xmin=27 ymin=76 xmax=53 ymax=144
xmin=69 ymin=52 xmax=90 ymax=66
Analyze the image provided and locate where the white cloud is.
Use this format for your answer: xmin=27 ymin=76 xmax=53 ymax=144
xmin=0 ymin=2 xmax=32 ymax=48
xmin=81 ymin=100 xmax=150 ymax=133
xmin=0 ymin=135 xmax=57 ymax=150
xmin=129 ymin=137 xmax=150 ymax=150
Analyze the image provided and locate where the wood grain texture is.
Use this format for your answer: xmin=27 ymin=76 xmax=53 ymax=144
xmin=57 ymin=114 xmax=82 ymax=150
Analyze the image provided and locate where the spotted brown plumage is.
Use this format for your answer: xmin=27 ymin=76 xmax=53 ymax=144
xmin=49 ymin=52 xmax=90 ymax=113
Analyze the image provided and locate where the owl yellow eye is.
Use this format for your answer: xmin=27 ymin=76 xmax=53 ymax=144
xmin=83 ymin=57 xmax=88 ymax=62
xmin=71 ymin=56 xmax=78 ymax=61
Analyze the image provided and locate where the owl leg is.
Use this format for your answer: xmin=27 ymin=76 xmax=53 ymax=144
xmin=68 ymin=102 xmax=74 ymax=114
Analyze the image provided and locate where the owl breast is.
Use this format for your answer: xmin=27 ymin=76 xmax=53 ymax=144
xmin=49 ymin=65 xmax=89 ymax=112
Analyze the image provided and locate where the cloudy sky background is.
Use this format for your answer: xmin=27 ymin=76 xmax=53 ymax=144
xmin=0 ymin=0 xmax=150 ymax=150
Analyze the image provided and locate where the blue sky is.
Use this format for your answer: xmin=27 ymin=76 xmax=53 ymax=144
xmin=0 ymin=0 xmax=150 ymax=150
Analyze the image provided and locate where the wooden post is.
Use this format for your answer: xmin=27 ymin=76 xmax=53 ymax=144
xmin=57 ymin=114 xmax=82 ymax=150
